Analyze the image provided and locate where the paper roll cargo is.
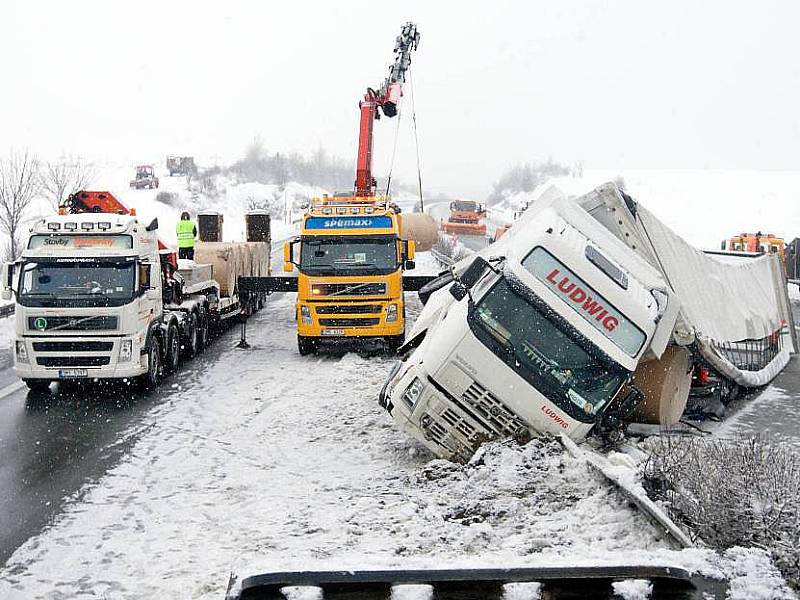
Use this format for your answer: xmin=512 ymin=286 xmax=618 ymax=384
xmin=399 ymin=213 xmax=438 ymax=252
xmin=627 ymin=346 xmax=693 ymax=425
xmin=195 ymin=241 xmax=271 ymax=297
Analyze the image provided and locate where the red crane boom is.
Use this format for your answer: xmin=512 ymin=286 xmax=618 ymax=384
xmin=354 ymin=23 xmax=420 ymax=197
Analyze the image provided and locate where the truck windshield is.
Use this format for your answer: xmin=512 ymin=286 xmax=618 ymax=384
xmin=300 ymin=236 xmax=398 ymax=276
xmin=468 ymin=278 xmax=628 ymax=423
xmin=17 ymin=259 xmax=136 ymax=308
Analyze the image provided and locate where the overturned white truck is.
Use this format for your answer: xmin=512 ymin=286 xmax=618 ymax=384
xmin=380 ymin=183 xmax=795 ymax=461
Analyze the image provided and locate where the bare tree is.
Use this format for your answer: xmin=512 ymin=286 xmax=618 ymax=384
xmin=39 ymin=156 xmax=96 ymax=210
xmin=0 ymin=150 xmax=40 ymax=260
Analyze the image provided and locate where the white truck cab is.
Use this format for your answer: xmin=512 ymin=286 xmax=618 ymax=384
xmin=2 ymin=212 xmax=166 ymax=389
xmin=380 ymin=196 xmax=679 ymax=461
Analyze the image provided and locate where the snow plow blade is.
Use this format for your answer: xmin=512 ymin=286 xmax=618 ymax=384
xmin=225 ymin=565 xmax=719 ymax=599
xmin=442 ymin=222 xmax=487 ymax=236
xmin=238 ymin=276 xmax=298 ymax=293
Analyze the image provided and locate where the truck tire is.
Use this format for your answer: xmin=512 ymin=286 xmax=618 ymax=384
xmin=139 ymin=340 xmax=162 ymax=390
xmin=297 ymin=335 xmax=317 ymax=356
xmin=196 ymin=308 xmax=208 ymax=353
xmin=24 ymin=380 xmax=50 ymax=393
xmin=165 ymin=322 xmax=181 ymax=374
xmin=184 ymin=312 xmax=200 ymax=358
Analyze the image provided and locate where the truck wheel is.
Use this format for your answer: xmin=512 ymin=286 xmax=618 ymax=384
xmin=196 ymin=309 xmax=208 ymax=353
xmin=165 ymin=323 xmax=181 ymax=374
xmin=297 ymin=335 xmax=317 ymax=356
xmin=140 ymin=340 xmax=162 ymax=390
xmin=184 ymin=312 xmax=200 ymax=358
xmin=24 ymin=380 xmax=50 ymax=393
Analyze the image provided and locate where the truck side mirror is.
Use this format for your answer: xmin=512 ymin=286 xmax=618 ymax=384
xmin=146 ymin=218 xmax=159 ymax=232
xmin=460 ymin=256 xmax=490 ymax=289
xmin=1 ymin=262 xmax=13 ymax=300
xmin=405 ymin=239 xmax=416 ymax=261
xmin=283 ymin=239 xmax=298 ymax=273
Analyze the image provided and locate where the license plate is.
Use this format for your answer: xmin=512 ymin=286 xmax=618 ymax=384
xmin=58 ymin=369 xmax=88 ymax=378
xmin=321 ymin=329 xmax=345 ymax=336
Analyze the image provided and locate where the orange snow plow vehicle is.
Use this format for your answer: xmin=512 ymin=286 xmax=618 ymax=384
xmin=441 ymin=199 xmax=486 ymax=235
xmin=725 ymin=232 xmax=785 ymax=258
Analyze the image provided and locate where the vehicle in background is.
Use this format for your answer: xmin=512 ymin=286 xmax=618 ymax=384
xmin=1 ymin=191 xmax=268 ymax=392
xmin=442 ymin=200 xmax=487 ymax=236
xmin=723 ymin=232 xmax=785 ymax=258
xmin=129 ymin=165 xmax=159 ymax=189
xmin=166 ymin=155 xmax=197 ymax=177
xmin=488 ymin=223 xmax=511 ymax=244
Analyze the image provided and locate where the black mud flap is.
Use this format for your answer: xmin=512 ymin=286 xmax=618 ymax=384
xmin=402 ymin=274 xmax=439 ymax=292
xmin=228 ymin=565 xmax=725 ymax=599
xmin=238 ymin=276 xmax=298 ymax=293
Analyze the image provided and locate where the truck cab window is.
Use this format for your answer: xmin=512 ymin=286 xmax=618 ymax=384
xmin=300 ymin=236 xmax=399 ymax=276
xmin=18 ymin=260 xmax=136 ymax=308
xmin=468 ymin=278 xmax=628 ymax=423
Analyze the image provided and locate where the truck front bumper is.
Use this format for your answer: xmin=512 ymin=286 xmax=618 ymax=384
xmin=384 ymin=363 xmax=488 ymax=462
xmin=13 ymin=336 xmax=147 ymax=381
xmin=297 ymin=300 xmax=405 ymax=339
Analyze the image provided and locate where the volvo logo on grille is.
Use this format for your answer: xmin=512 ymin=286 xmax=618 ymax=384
xmin=33 ymin=317 xmax=47 ymax=331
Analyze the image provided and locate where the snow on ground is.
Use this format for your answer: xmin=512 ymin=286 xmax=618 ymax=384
xmin=0 ymin=314 xmax=13 ymax=352
xmin=0 ymin=290 xmax=794 ymax=599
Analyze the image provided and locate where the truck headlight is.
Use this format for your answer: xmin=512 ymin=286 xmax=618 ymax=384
xmin=300 ymin=305 xmax=312 ymax=325
xmin=402 ymin=377 xmax=425 ymax=408
xmin=386 ymin=303 xmax=398 ymax=323
xmin=119 ymin=339 xmax=133 ymax=362
xmin=15 ymin=341 xmax=29 ymax=363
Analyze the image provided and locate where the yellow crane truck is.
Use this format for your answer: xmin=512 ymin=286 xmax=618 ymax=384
xmin=283 ymin=195 xmax=416 ymax=354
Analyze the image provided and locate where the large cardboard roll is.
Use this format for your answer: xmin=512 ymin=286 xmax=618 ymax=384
xmin=627 ymin=345 xmax=692 ymax=425
xmin=400 ymin=213 xmax=438 ymax=252
xmin=194 ymin=242 xmax=239 ymax=297
xmin=245 ymin=242 xmax=270 ymax=277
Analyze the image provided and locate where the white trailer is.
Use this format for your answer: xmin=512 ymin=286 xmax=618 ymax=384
xmin=1 ymin=198 xmax=267 ymax=392
xmin=380 ymin=183 xmax=795 ymax=461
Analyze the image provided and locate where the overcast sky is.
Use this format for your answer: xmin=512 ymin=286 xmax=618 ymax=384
xmin=2 ymin=0 xmax=799 ymax=198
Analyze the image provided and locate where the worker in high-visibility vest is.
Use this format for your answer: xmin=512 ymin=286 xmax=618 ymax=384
xmin=176 ymin=211 xmax=198 ymax=260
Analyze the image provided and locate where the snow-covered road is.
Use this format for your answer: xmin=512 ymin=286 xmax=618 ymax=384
xmin=0 ymin=292 xmax=660 ymax=599
xmin=0 ymin=276 xmax=794 ymax=599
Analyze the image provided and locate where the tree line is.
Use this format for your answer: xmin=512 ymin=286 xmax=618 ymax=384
xmin=0 ymin=151 xmax=95 ymax=260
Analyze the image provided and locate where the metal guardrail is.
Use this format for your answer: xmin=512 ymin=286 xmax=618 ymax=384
xmin=430 ymin=247 xmax=455 ymax=267
xmin=0 ymin=304 xmax=14 ymax=319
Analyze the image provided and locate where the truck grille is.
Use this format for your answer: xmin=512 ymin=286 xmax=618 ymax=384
xmin=319 ymin=318 xmax=380 ymax=327
xmin=462 ymin=381 xmax=529 ymax=438
xmin=419 ymin=412 xmax=477 ymax=463
xmin=33 ymin=341 xmax=114 ymax=352
xmin=315 ymin=304 xmax=382 ymax=315
xmin=37 ymin=356 xmax=111 ymax=367
xmin=28 ymin=316 xmax=118 ymax=331
xmin=310 ymin=282 xmax=387 ymax=297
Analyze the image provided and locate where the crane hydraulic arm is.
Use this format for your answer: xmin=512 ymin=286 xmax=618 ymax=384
xmin=355 ymin=22 xmax=420 ymax=197
xmin=61 ymin=190 xmax=178 ymax=271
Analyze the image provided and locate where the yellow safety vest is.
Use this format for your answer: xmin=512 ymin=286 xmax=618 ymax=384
xmin=176 ymin=219 xmax=196 ymax=248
